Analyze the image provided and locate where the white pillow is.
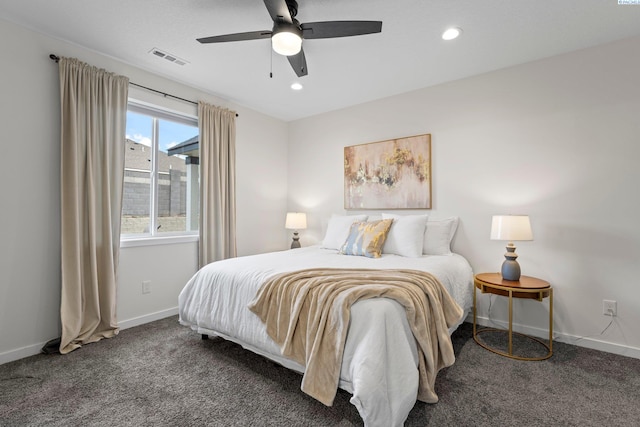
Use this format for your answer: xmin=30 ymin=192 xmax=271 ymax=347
xmin=321 ymin=214 xmax=368 ymax=250
xmin=423 ymin=217 xmax=459 ymax=255
xmin=381 ymin=213 xmax=428 ymax=257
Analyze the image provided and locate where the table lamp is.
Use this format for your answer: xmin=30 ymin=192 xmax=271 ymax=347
xmin=285 ymin=212 xmax=307 ymax=249
xmin=490 ymin=215 xmax=533 ymax=281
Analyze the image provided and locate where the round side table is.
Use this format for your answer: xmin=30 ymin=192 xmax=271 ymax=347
xmin=473 ymin=273 xmax=553 ymax=361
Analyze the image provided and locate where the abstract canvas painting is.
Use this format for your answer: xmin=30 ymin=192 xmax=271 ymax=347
xmin=344 ymin=134 xmax=431 ymax=209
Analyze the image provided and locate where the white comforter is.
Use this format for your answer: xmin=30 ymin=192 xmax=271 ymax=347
xmin=178 ymin=246 xmax=473 ymax=427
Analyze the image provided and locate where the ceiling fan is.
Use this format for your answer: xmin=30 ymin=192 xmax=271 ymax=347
xmin=197 ymin=0 xmax=382 ymax=77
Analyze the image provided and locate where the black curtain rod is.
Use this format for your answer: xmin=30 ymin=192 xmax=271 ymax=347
xmin=49 ymin=54 xmax=238 ymax=117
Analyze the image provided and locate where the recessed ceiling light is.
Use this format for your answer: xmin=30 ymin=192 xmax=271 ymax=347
xmin=442 ymin=27 xmax=462 ymax=41
xmin=291 ymin=82 xmax=303 ymax=91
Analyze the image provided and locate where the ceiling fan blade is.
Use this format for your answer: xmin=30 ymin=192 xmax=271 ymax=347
xmin=301 ymin=21 xmax=382 ymax=39
xmin=263 ymin=0 xmax=293 ymax=24
xmin=287 ymin=48 xmax=308 ymax=77
xmin=197 ymin=31 xmax=272 ymax=44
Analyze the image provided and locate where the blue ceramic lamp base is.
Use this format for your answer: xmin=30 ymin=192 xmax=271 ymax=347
xmin=501 ymin=244 xmax=521 ymax=281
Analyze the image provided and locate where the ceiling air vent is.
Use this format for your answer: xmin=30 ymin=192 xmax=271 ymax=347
xmin=149 ymin=48 xmax=189 ymax=66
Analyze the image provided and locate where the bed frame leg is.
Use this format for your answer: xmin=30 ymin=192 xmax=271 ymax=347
xmin=201 ymin=334 xmax=209 ymax=340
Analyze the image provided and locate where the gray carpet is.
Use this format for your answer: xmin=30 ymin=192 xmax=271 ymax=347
xmin=1 ymin=316 xmax=639 ymax=426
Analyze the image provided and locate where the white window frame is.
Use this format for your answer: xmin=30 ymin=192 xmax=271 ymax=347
xmin=121 ymin=100 xmax=199 ymax=247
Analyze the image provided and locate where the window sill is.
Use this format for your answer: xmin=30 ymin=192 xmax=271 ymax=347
xmin=120 ymin=234 xmax=198 ymax=248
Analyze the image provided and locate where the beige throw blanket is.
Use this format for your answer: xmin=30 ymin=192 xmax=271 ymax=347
xmin=247 ymin=268 xmax=463 ymax=406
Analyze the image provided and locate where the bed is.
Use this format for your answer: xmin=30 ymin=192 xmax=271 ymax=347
xmin=178 ymin=215 xmax=473 ymax=427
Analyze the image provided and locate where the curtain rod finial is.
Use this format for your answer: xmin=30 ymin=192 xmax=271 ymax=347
xmin=49 ymin=54 xmax=60 ymax=63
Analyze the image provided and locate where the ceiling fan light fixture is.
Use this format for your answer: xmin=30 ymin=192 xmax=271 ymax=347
xmin=272 ymin=24 xmax=303 ymax=56
xmin=442 ymin=27 xmax=462 ymax=41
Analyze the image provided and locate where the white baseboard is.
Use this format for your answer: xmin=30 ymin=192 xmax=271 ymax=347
xmin=117 ymin=307 xmax=178 ymax=330
xmin=470 ymin=314 xmax=640 ymax=360
xmin=0 ymin=342 xmax=51 ymax=366
xmin=0 ymin=308 xmax=179 ymax=366
xmin=4 ymin=310 xmax=638 ymax=366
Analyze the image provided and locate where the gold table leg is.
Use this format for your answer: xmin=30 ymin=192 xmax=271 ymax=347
xmin=549 ymin=288 xmax=553 ymax=354
xmin=508 ymin=289 xmax=513 ymax=356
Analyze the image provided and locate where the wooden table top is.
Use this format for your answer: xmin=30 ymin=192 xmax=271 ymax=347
xmin=475 ymin=272 xmax=550 ymax=290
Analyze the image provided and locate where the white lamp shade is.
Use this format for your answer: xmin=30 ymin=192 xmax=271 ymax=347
xmin=272 ymin=31 xmax=302 ymax=56
xmin=285 ymin=212 xmax=307 ymax=230
xmin=490 ymin=215 xmax=533 ymax=241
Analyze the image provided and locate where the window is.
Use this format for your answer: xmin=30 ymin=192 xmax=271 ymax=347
xmin=122 ymin=101 xmax=199 ymax=239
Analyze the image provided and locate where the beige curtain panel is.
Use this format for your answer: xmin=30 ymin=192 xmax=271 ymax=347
xmin=58 ymin=57 xmax=129 ymax=354
xmin=198 ymin=101 xmax=237 ymax=267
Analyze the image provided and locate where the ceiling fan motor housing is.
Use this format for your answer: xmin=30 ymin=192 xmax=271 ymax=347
xmin=273 ymin=21 xmax=302 ymax=37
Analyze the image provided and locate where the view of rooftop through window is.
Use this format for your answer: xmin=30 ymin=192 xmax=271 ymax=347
xmin=122 ymin=107 xmax=199 ymax=237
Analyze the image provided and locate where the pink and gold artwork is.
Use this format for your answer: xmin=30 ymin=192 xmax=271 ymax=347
xmin=344 ymin=134 xmax=431 ymax=209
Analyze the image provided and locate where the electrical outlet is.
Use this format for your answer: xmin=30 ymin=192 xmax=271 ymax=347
xmin=142 ymin=280 xmax=151 ymax=294
xmin=602 ymin=299 xmax=617 ymax=317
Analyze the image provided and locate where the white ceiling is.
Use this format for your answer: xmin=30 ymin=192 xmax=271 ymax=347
xmin=2 ymin=0 xmax=640 ymax=121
